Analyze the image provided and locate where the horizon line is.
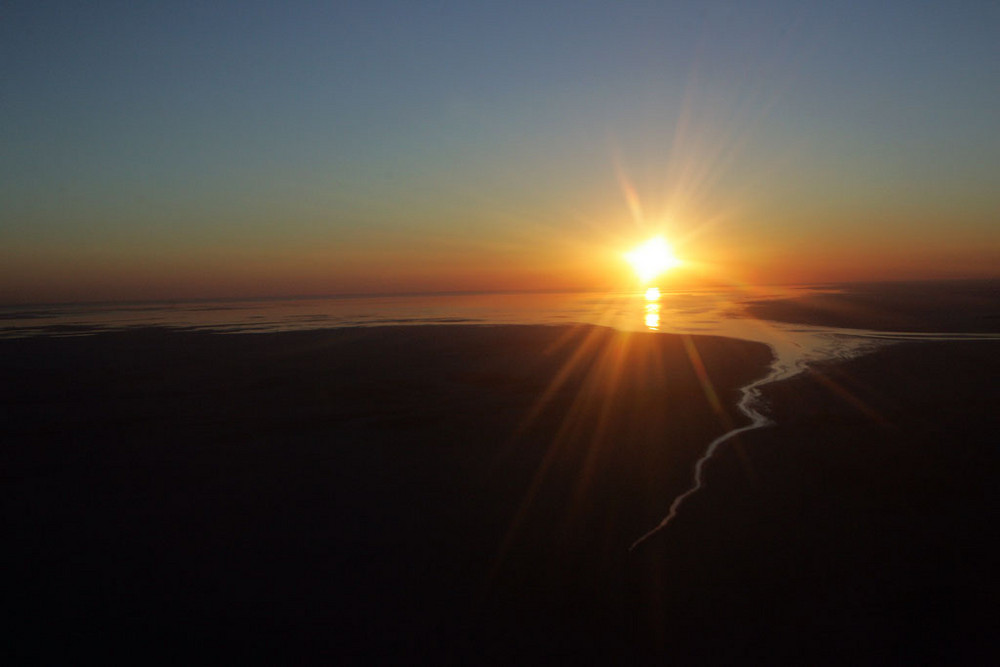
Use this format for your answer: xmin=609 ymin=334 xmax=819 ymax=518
xmin=2 ymin=276 xmax=997 ymax=309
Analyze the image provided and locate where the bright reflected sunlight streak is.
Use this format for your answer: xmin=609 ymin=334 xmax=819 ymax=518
xmin=645 ymin=287 xmax=661 ymax=330
xmin=645 ymin=302 xmax=660 ymax=331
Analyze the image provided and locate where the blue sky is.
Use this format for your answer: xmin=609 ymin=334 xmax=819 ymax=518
xmin=2 ymin=1 xmax=998 ymax=301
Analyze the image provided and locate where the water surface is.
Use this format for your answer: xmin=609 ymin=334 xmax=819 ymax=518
xmin=3 ymin=286 xmax=994 ymax=388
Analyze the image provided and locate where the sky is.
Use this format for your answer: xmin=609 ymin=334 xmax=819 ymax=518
xmin=2 ymin=0 xmax=998 ymax=303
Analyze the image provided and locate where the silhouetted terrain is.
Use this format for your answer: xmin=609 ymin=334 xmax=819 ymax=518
xmin=745 ymin=280 xmax=1000 ymax=332
xmin=630 ymin=340 xmax=1000 ymax=665
xmin=3 ymin=310 xmax=998 ymax=664
xmin=2 ymin=326 xmax=768 ymax=664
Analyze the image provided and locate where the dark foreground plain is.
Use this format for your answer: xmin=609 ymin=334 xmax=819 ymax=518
xmin=632 ymin=340 xmax=1000 ymax=665
xmin=4 ymin=325 xmax=769 ymax=664
xmin=3 ymin=301 xmax=999 ymax=664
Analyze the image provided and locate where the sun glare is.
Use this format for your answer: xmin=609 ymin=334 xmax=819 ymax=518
xmin=626 ymin=237 xmax=681 ymax=284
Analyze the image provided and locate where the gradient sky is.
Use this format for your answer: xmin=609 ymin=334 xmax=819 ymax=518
xmin=2 ymin=0 xmax=998 ymax=303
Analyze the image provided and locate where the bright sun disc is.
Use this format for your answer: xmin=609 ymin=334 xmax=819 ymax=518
xmin=626 ymin=237 xmax=681 ymax=283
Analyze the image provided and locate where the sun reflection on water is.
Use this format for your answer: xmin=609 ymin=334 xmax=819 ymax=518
xmin=645 ymin=303 xmax=660 ymax=330
xmin=644 ymin=286 xmax=661 ymax=330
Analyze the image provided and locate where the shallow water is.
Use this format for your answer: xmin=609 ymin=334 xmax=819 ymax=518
xmin=1 ymin=288 xmax=807 ymax=336
xmin=4 ymin=287 xmax=994 ymax=381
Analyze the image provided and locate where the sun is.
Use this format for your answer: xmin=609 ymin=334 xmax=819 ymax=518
xmin=625 ymin=237 xmax=682 ymax=284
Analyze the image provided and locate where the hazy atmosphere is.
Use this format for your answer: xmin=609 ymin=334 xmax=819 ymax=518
xmin=3 ymin=1 xmax=998 ymax=303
